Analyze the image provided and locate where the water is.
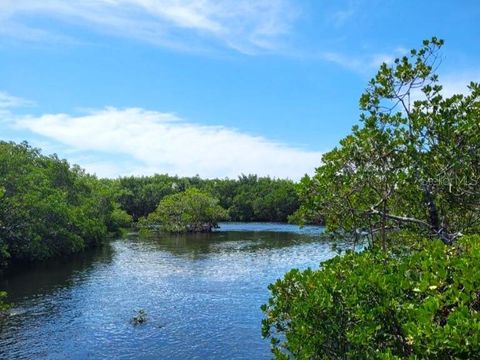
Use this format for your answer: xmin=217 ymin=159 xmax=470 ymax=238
xmin=0 ymin=223 xmax=343 ymax=359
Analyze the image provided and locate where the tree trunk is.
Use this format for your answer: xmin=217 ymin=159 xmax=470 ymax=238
xmin=422 ymin=183 xmax=453 ymax=245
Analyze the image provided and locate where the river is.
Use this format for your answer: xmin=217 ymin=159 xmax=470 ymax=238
xmin=0 ymin=223 xmax=345 ymax=359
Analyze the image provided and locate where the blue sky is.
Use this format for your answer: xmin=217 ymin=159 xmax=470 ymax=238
xmin=1 ymin=0 xmax=479 ymax=179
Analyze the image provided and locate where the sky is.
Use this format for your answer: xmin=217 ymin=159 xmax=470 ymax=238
xmin=1 ymin=0 xmax=479 ymax=179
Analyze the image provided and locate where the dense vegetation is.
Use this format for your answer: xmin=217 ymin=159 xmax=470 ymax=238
xmin=0 ymin=144 xmax=302 ymax=310
xmin=294 ymin=37 xmax=480 ymax=247
xmin=0 ymin=141 xmax=131 ymax=270
xmin=145 ymin=188 xmax=228 ymax=233
xmin=0 ymin=142 xmax=303 ymax=313
xmin=0 ymin=141 xmax=302 ymax=274
xmin=2 ymin=35 xmax=478 ymax=358
xmin=263 ymin=38 xmax=480 ymax=358
xmin=0 ymin=143 xmax=302 ymax=272
xmin=262 ymin=235 xmax=480 ymax=359
xmin=112 ymin=174 xmax=300 ymax=223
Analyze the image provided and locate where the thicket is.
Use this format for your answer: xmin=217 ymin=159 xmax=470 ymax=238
xmin=145 ymin=188 xmax=228 ymax=233
xmin=0 ymin=141 xmax=302 ymax=270
xmin=0 ymin=141 xmax=131 ymax=270
xmin=112 ymin=174 xmax=301 ymax=223
xmin=262 ymin=236 xmax=480 ymax=359
xmin=294 ymin=38 xmax=479 ymax=247
xmin=262 ymin=38 xmax=480 ymax=359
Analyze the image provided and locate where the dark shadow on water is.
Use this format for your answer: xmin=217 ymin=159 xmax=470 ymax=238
xmin=0 ymin=223 xmax=343 ymax=360
xmin=0 ymin=243 xmax=114 ymax=302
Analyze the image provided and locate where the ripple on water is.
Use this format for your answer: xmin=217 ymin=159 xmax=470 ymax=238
xmin=0 ymin=224 xmax=341 ymax=359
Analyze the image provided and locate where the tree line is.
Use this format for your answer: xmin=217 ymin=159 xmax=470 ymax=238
xmin=110 ymin=173 xmax=301 ymax=224
xmin=0 ymin=142 xmax=305 ymax=309
xmin=0 ymin=142 xmax=305 ymax=272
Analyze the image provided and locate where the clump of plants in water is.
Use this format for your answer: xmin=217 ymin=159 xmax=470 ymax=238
xmin=143 ymin=188 xmax=228 ymax=233
xmin=130 ymin=309 xmax=147 ymax=325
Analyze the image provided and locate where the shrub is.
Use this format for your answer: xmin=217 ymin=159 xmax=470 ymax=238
xmin=145 ymin=188 xmax=228 ymax=233
xmin=0 ymin=141 xmax=129 ymax=267
xmin=262 ymin=236 xmax=480 ymax=359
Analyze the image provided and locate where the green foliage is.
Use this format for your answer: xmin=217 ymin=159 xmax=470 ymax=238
xmin=295 ymin=38 xmax=480 ymax=246
xmin=145 ymin=188 xmax=228 ymax=233
xmin=262 ymin=235 xmax=480 ymax=359
xmin=226 ymin=175 xmax=300 ymax=222
xmin=113 ymin=174 xmax=300 ymax=223
xmin=0 ymin=141 xmax=131 ymax=268
xmin=114 ymin=174 xmax=181 ymax=221
xmin=0 ymin=290 xmax=9 ymax=313
xmin=108 ymin=205 xmax=133 ymax=234
xmin=262 ymin=38 xmax=480 ymax=358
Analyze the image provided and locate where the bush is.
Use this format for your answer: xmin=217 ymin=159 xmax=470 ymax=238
xmin=145 ymin=188 xmax=228 ymax=233
xmin=262 ymin=236 xmax=480 ymax=359
xmin=0 ymin=141 xmax=130 ymax=267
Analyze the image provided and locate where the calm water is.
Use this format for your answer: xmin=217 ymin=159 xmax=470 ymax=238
xmin=0 ymin=223 xmax=343 ymax=359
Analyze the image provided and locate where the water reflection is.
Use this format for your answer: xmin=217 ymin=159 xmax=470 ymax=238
xmin=0 ymin=223 xmax=338 ymax=360
xmin=1 ymin=244 xmax=114 ymax=302
xmin=137 ymin=222 xmax=330 ymax=259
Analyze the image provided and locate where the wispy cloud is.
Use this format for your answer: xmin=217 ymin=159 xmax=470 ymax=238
xmin=330 ymin=8 xmax=354 ymax=27
xmin=1 ymin=0 xmax=299 ymax=54
xmin=440 ymin=71 xmax=480 ymax=97
xmin=0 ymin=91 xmax=35 ymax=121
xmin=13 ymin=107 xmax=322 ymax=179
xmin=329 ymin=1 xmax=357 ymax=28
xmin=319 ymin=47 xmax=408 ymax=75
xmin=0 ymin=91 xmax=34 ymax=109
xmin=406 ymin=71 xmax=480 ymax=105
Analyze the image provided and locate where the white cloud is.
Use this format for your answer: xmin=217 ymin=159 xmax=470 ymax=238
xmin=0 ymin=91 xmax=33 ymax=109
xmin=402 ymin=71 xmax=480 ymax=106
xmin=0 ymin=0 xmax=299 ymax=54
xmin=319 ymin=47 xmax=407 ymax=75
xmin=0 ymin=91 xmax=34 ymax=120
xmin=330 ymin=8 xmax=354 ymax=27
xmin=13 ymin=107 xmax=322 ymax=179
xmin=440 ymin=71 xmax=480 ymax=98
